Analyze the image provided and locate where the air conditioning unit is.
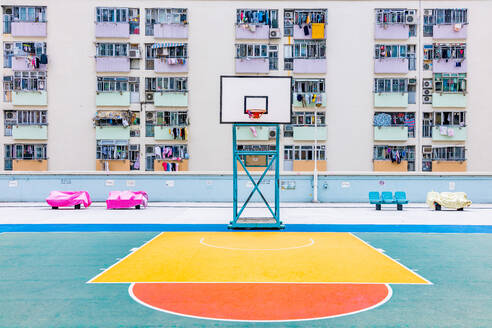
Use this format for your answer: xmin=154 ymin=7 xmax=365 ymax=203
xmin=129 ymin=144 xmax=140 ymax=151
xmin=408 ymin=78 xmax=417 ymax=86
xmin=129 ymin=76 xmax=138 ymax=82
xmin=146 ymin=146 xmax=154 ymax=154
xmin=269 ymin=128 xmax=277 ymax=139
xmin=424 ymin=9 xmax=433 ymax=16
xmin=5 ymin=43 xmax=12 ymax=50
xmin=269 ymin=28 xmax=281 ymax=39
xmin=284 ymin=61 xmax=293 ymax=70
xmin=284 ymin=11 xmax=293 ymax=19
xmin=406 ymin=13 xmax=416 ymax=24
xmin=129 ymin=49 xmax=140 ymax=58
xmin=156 ymin=47 xmax=169 ymax=57
xmin=423 ymin=89 xmax=432 ymax=96
xmin=146 ymin=111 xmax=155 ymax=121
xmin=423 ymin=62 xmax=432 ymax=71
xmin=268 ymin=45 xmax=278 ymax=51
xmin=423 ymin=79 xmax=433 ymax=89
xmin=423 ymin=95 xmax=432 ymax=104
xmin=5 ymin=111 xmax=15 ymax=121
xmin=145 ymin=92 xmax=154 ymax=103
xmin=5 ymin=7 xmax=12 ymax=14
xmin=423 ymin=146 xmax=433 ymax=154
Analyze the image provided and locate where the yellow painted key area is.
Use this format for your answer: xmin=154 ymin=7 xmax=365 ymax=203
xmin=90 ymin=232 xmax=429 ymax=284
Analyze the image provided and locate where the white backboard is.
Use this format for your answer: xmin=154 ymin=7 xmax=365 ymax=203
xmin=220 ymin=76 xmax=292 ymax=124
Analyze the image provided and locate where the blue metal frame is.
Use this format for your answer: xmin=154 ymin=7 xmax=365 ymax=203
xmin=229 ymin=123 xmax=284 ymax=229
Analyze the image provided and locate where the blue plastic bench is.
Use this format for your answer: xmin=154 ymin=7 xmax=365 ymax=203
xmin=369 ymin=191 xmax=407 ymax=211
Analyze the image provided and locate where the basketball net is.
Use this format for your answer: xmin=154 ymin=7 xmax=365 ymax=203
xmin=246 ymin=109 xmax=266 ymax=120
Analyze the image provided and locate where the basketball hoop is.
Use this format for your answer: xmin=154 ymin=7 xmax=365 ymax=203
xmin=246 ymin=109 xmax=266 ymax=120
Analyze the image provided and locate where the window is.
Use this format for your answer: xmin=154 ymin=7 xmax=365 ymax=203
xmin=236 ymin=9 xmax=278 ymax=28
xmin=283 ymin=9 xmax=327 ymax=36
xmin=96 ymin=140 xmax=129 ymax=160
xmin=268 ymin=45 xmax=278 ymax=70
xmin=11 ymin=6 xmax=46 ymax=22
xmin=146 ymin=8 xmax=187 ymax=35
xmin=3 ymin=76 xmax=12 ymax=102
xmin=373 ymin=112 xmax=415 ymax=138
xmin=96 ymin=43 xmax=128 ymax=57
xmin=433 ymin=111 xmax=466 ymax=126
xmin=129 ymin=144 xmax=140 ymax=170
xmin=94 ymin=111 xmax=138 ymax=127
xmin=375 ymin=9 xmax=408 ymax=25
xmin=291 ymin=112 xmax=326 ymax=126
xmin=424 ymin=43 xmax=466 ymax=60
xmin=153 ymin=111 xmax=188 ymax=126
xmin=373 ymin=145 xmax=415 ymax=171
xmin=13 ymin=42 xmax=46 ymax=56
xmin=283 ymin=145 xmax=326 ymax=161
xmin=293 ymin=79 xmax=325 ymax=93
xmin=145 ymin=144 xmax=188 ymax=171
xmin=3 ymin=110 xmax=46 ymax=136
xmin=96 ymin=7 xmax=128 ymax=23
xmin=13 ymin=71 xmax=46 ymax=91
xmin=152 ymin=44 xmax=188 ymax=58
xmin=4 ymin=144 xmax=47 ymax=159
xmin=432 ymin=146 xmax=466 ymax=161
xmin=288 ymin=40 xmax=326 ymax=59
xmin=422 ymin=112 xmax=433 ymax=138
xmin=96 ymin=77 xmax=128 ymax=92
xmin=236 ymin=44 xmax=268 ymax=58
xmin=374 ymin=44 xmax=411 ymax=59
xmin=374 ymin=78 xmax=407 ymax=93
xmin=145 ymin=77 xmax=188 ymax=92
xmin=434 ymin=73 xmax=466 ymax=93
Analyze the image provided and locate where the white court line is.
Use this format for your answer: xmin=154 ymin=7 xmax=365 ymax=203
xmin=128 ymin=282 xmax=393 ymax=323
xmin=349 ymin=232 xmax=433 ymax=285
xmin=199 ymin=237 xmax=314 ymax=251
xmin=86 ymin=232 xmax=164 ymax=284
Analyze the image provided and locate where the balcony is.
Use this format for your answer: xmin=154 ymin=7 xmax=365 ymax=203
xmin=95 ymin=126 xmax=130 ymax=140
xmin=96 ymin=159 xmax=130 ymax=171
xmin=432 ymin=126 xmax=467 ymax=141
xmin=96 ymin=91 xmax=130 ymax=107
xmin=11 ymin=22 xmax=47 ymax=37
xmin=431 ymin=161 xmax=466 ymax=172
xmin=235 ymin=24 xmax=270 ymax=39
xmin=373 ymin=160 xmax=408 ymax=172
xmin=374 ymin=126 xmax=408 ymax=141
xmin=433 ymin=24 xmax=467 ymax=40
xmin=374 ymin=93 xmax=408 ymax=107
xmin=235 ymin=58 xmax=269 ymax=73
xmin=293 ymin=24 xmax=326 ymax=40
xmin=154 ymin=126 xmax=188 ymax=141
xmin=154 ymin=58 xmax=188 ymax=73
xmin=95 ymin=22 xmax=129 ymax=38
xmin=374 ymin=24 xmax=409 ymax=40
xmin=374 ymin=58 xmax=408 ymax=74
xmin=432 ymin=93 xmax=466 ymax=108
xmin=236 ymin=126 xmax=270 ymax=141
xmin=154 ymin=92 xmax=188 ymax=107
xmin=12 ymin=125 xmax=48 ymax=140
xmin=154 ymin=159 xmax=189 ymax=171
xmin=12 ymin=91 xmax=47 ymax=106
xmin=12 ymin=159 xmax=48 ymax=171
xmin=293 ymin=59 xmax=327 ymax=74
xmin=154 ymin=23 xmax=188 ymax=39
xmin=293 ymin=92 xmax=326 ymax=107
xmin=292 ymin=160 xmax=327 ymax=171
xmin=293 ymin=126 xmax=327 ymax=141
xmin=432 ymin=59 xmax=467 ymax=74
xmin=96 ymin=57 xmax=130 ymax=73
xmin=12 ymin=57 xmax=47 ymax=71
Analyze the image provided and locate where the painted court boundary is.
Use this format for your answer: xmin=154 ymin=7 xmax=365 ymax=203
xmin=1 ymin=224 xmax=492 ymax=233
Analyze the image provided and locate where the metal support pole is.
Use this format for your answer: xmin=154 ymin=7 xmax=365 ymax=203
xmin=313 ymin=107 xmax=319 ymax=202
xmin=275 ymin=124 xmax=280 ymax=218
xmin=232 ymin=124 xmax=238 ymax=225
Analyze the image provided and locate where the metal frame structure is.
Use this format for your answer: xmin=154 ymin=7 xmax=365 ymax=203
xmin=229 ymin=123 xmax=284 ymax=229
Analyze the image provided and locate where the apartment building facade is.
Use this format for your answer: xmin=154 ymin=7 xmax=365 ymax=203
xmin=1 ymin=1 xmax=491 ymax=173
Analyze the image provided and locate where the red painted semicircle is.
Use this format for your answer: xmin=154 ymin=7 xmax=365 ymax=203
xmin=131 ymin=283 xmax=391 ymax=321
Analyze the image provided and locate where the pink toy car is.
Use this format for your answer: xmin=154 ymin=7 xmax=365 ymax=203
xmin=106 ymin=191 xmax=148 ymax=209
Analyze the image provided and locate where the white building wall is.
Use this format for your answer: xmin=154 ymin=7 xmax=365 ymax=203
xmin=1 ymin=1 xmax=492 ymax=172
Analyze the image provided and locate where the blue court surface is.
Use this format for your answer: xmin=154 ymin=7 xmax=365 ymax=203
xmin=1 ymin=224 xmax=491 ymax=327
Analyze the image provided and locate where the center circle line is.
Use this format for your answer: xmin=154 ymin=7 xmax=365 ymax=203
xmin=199 ymin=237 xmax=315 ymax=251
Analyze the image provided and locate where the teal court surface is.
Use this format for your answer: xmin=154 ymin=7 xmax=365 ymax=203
xmin=1 ymin=222 xmax=492 ymax=327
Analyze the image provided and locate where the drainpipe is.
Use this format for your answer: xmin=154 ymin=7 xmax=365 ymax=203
xmin=313 ymin=106 xmax=319 ymax=202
